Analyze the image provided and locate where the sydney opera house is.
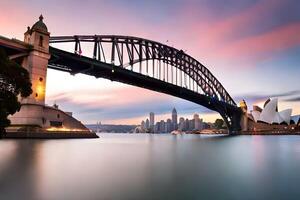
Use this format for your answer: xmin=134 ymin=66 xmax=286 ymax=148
xmin=242 ymin=98 xmax=300 ymax=132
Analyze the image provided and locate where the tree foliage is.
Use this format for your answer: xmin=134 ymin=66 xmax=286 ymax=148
xmin=214 ymin=118 xmax=224 ymax=129
xmin=0 ymin=48 xmax=32 ymax=135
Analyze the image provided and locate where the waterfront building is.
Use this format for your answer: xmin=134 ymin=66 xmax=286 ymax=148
xmin=178 ymin=117 xmax=185 ymax=131
xmin=150 ymin=112 xmax=155 ymax=129
xmin=141 ymin=120 xmax=146 ymax=130
xmin=172 ymin=108 xmax=178 ymax=130
xmin=160 ymin=120 xmax=166 ymax=133
xmin=200 ymin=119 xmax=203 ymax=129
xmin=249 ymin=98 xmax=293 ymax=124
xmin=194 ymin=114 xmax=199 ymax=130
xmin=154 ymin=122 xmax=160 ymax=133
xmin=244 ymin=98 xmax=300 ymax=132
xmin=166 ymin=119 xmax=172 ymax=133
xmin=204 ymin=122 xmax=213 ymax=129
xmin=189 ymin=119 xmax=195 ymax=130
xmin=194 ymin=114 xmax=203 ymax=130
xmin=291 ymin=115 xmax=300 ymax=125
xmin=145 ymin=118 xmax=150 ymax=129
xmin=185 ymin=118 xmax=189 ymax=131
xmin=138 ymin=108 xmax=209 ymax=133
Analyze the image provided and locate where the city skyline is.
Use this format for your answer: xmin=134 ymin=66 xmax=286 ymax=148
xmin=1 ymin=0 xmax=300 ymax=124
xmin=139 ymin=108 xmax=205 ymax=133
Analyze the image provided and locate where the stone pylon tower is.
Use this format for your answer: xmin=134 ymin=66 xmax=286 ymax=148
xmin=9 ymin=15 xmax=50 ymax=127
xmin=7 ymin=15 xmax=90 ymax=133
xmin=23 ymin=15 xmax=50 ymax=105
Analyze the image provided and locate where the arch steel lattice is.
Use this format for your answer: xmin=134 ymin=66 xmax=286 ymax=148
xmin=48 ymin=35 xmax=241 ymax=132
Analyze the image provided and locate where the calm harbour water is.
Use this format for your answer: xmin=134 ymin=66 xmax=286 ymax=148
xmin=1 ymin=133 xmax=300 ymax=200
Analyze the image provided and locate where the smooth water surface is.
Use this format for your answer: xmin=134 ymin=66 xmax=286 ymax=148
xmin=1 ymin=134 xmax=300 ymax=200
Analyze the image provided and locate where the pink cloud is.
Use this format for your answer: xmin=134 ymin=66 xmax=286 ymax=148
xmin=153 ymin=0 xmax=296 ymax=66
xmin=47 ymin=85 xmax=172 ymax=110
xmin=218 ymin=22 xmax=300 ymax=60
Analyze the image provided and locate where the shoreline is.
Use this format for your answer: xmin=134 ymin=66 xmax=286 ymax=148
xmin=239 ymin=131 xmax=300 ymax=135
xmin=2 ymin=131 xmax=99 ymax=139
xmin=172 ymin=129 xmax=300 ymax=135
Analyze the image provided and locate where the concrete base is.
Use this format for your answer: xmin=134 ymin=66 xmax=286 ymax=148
xmin=7 ymin=103 xmax=95 ymax=138
xmin=9 ymin=103 xmax=88 ymax=130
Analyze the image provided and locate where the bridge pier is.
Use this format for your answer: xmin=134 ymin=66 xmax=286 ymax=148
xmin=229 ymin=112 xmax=243 ymax=134
xmin=216 ymin=105 xmax=242 ymax=134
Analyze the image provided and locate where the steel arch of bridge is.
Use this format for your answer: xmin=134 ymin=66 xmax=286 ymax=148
xmin=49 ymin=35 xmax=241 ymax=132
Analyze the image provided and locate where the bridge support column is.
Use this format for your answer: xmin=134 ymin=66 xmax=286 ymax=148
xmin=217 ymin=106 xmax=242 ymax=134
xmin=229 ymin=112 xmax=243 ymax=134
xmin=9 ymin=15 xmax=50 ymax=128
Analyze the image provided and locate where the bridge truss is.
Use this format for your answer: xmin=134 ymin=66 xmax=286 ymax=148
xmin=49 ymin=35 xmax=241 ymax=132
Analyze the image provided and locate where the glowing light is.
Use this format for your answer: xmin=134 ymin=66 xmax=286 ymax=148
xmin=46 ymin=126 xmax=87 ymax=132
xmin=36 ymin=85 xmax=45 ymax=99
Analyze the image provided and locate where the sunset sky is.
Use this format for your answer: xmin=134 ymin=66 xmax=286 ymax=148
xmin=1 ymin=0 xmax=300 ymax=124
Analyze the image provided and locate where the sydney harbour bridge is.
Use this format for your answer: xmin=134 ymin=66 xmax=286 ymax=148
xmin=0 ymin=16 xmax=242 ymax=133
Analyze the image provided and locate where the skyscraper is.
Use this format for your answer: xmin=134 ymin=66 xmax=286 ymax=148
xmin=160 ymin=120 xmax=166 ymax=133
xmin=172 ymin=108 xmax=178 ymax=130
xmin=145 ymin=118 xmax=150 ymax=129
xmin=194 ymin=113 xmax=201 ymax=130
xmin=185 ymin=118 xmax=190 ymax=131
xmin=154 ymin=122 xmax=160 ymax=133
xmin=150 ymin=112 xmax=155 ymax=129
xmin=141 ymin=120 xmax=145 ymax=130
xmin=166 ymin=119 xmax=172 ymax=133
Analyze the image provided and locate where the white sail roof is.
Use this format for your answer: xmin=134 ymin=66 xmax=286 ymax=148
xmin=279 ymin=109 xmax=292 ymax=125
xmin=291 ymin=115 xmax=300 ymax=124
xmin=251 ymin=110 xmax=261 ymax=122
xmin=258 ymin=98 xmax=278 ymax=124
xmin=272 ymin=112 xmax=284 ymax=124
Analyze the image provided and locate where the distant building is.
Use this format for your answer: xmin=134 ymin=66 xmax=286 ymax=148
xmin=150 ymin=112 xmax=155 ymax=129
xmin=166 ymin=119 xmax=172 ymax=133
xmin=160 ymin=120 xmax=166 ymax=133
xmin=154 ymin=122 xmax=160 ymax=133
xmin=141 ymin=120 xmax=146 ymax=130
xmin=194 ymin=114 xmax=203 ymax=130
xmin=189 ymin=119 xmax=195 ymax=130
xmin=145 ymin=118 xmax=150 ymax=129
xmin=185 ymin=118 xmax=189 ymax=131
xmin=202 ymin=122 xmax=211 ymax=129
xmin=138 ymin=108 xmax=210 ymax=133
xmin=172 ymin=108 xmax=178 ymax=130
xmin=178 ymin=117 xmax=185 ymax=131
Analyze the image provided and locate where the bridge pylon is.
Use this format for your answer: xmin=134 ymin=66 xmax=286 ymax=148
xmin=23 ymin=14 xmax=50 ymax=105
xmin=9 ymin=15 xmax=50 ymax=127
xmin=6 ymin=16 xmax=89 ymax=132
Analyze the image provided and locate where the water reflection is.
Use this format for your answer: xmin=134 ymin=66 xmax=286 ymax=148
xmin=0 ymin=140 xmax=42 ymax=200
xmin=0 ymin=134 xmax=300 ymax=200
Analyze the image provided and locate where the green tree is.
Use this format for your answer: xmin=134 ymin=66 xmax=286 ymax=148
xmin=214 ymin=119 xmax=224 ymax=129
xmin=0 ymin=49 xmax=32 ymax=136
